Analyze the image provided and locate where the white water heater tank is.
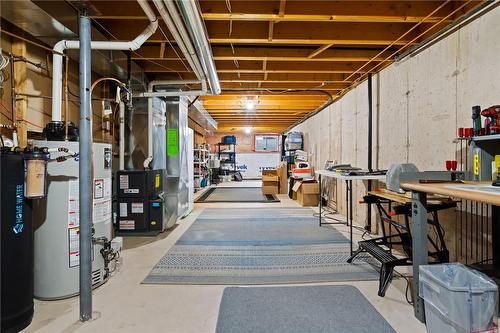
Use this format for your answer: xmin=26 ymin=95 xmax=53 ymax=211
xmin=32 ymin=141 xmax=112 ymax=300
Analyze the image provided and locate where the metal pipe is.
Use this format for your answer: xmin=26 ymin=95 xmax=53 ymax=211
xmin=78 ymin=13 xmax=93 ymax=322
xmin=343 ymin=0 xmax=452 ymax=83
xmin=175 ymin=0 xmax=221 ymax=95
xmin=348 ymin=0 xmax=478 ymax=89
xmin=154 ymin=0 xmax=205 ymax=81
xmin=119 ymin=101 xmax=125 ymax=170
xmin=51 ymin=0 xmax=158 ymax=122
xmin=396 ymin=0 xmax=497 ymax=61
xmin=9 ymin=54 xmax=18 ymax=146
xmin=367 ymin=73 xmax=373 ymax=233
xmin=138 ymin=90 xmax=213 ymax=98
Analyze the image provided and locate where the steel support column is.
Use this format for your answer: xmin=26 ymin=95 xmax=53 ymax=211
xmin=78 ymin=12 xmax=93 ymax=322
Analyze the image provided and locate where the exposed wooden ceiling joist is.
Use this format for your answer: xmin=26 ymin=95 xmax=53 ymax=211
xmin=201 ymin=13 xmax=452 ymax=24
xmin=78 ymin=0 xmax=481 ymax=132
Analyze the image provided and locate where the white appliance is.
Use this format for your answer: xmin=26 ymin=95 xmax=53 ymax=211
xmin=32 ymin=141 xmax=112 ymax=299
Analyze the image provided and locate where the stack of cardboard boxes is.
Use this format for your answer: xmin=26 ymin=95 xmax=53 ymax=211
xmin=261 ymin=162 xmax=320 ymax=207
xmin=261 ymin=162 xmax=288 ymax=195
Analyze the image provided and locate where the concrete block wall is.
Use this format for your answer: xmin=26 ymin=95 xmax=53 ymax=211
xmin=290 ymin=6 xmax=500 ymax=260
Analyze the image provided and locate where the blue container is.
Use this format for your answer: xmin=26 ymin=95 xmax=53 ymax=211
xmin=222 ymin=135 xmax=236 ymax=144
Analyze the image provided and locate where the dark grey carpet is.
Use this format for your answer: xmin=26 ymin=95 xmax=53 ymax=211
xmin=216 ymin=285 xmax=396 ymax=333
xmin=195 ymin=187 xmax=279 ymax=203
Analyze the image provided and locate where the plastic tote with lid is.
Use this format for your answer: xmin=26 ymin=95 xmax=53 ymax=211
xmin=419 ymin=263 xmax=498 ymax=333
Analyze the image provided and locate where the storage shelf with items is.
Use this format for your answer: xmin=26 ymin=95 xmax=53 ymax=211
xmin=217 ymin=139 xmax=236 ymax=175
xmin=193 ymin=144 xmax=210 ymax=192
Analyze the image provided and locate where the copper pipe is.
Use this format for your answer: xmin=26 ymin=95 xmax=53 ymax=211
xmin=64 ymin=56 xmax=69 ymax=139
xmin=349 ymin=0 xmax=476 ymax=89
xmin=344 ymin=0 xmax=452 ymax=82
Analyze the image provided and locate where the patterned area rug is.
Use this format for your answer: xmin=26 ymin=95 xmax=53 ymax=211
xmin=143 ymin=208 xmax=379 ymax=284
xmin=195 ymin=187 xmax=279 ymax=203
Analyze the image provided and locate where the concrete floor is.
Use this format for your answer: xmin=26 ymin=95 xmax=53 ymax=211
xmin=25 ymin=181 xmax=427 ymax=333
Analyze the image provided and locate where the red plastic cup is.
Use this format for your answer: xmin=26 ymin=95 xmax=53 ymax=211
xmin=465 ymin=128 xmax=473 ymax=137
xmin=458 ymin=128 xmax=465 ymax=138
xmin=450 ymin=160 xmax=457 ymax=171
xmin=446 ymin=160 xmax=452 ymax=171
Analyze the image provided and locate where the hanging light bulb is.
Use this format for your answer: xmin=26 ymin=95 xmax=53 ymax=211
xmin=244 ymin=127 xmax=252 ymax=134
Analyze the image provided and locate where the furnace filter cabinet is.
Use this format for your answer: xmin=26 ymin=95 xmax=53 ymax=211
xmin=1 ymin=150 xmax=34 ymax=332
xmin=32 ymin=141 xmax=112 ymax=299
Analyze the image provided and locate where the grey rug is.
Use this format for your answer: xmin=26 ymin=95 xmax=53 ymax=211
xmin=143 ymin=208 xmax=378 ymax=284
xmin=195 ymin=187 xmax=279 ymax=203
xmin=216 ymin=285 xmax=396 ymax=333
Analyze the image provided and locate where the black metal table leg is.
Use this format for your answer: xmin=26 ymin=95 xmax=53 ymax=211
xmin=349 ymin=179 xmax=353 ymax=256
xmin=319 ymin=174 xmax=322 ymax=226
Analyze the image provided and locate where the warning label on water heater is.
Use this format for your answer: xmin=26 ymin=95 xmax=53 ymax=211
xmin=68 ymin=227 xmax=94 ymax=268
xmin=67 ymin=178 xmax=110 ymax=268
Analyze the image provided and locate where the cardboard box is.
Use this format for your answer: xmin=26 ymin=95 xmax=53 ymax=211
xmin=262 ymin=169 xmax=279 ymax=194
xmin=292 ymin=181 xmax=319 ymax=206
xmin=277 ymin=162 xmax=288 ymax=194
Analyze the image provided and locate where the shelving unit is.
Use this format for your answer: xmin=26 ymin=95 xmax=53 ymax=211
xmin=193 ymin=145 xmax=210 ymax=192
xmin=217 ymin=142 xmax=236 ymax=175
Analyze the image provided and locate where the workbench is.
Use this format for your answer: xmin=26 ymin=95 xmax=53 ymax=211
xmin=401 ymin=181 xmax=500 ymax=323
xmin=315 ymin=170 xmax=386 ymax=255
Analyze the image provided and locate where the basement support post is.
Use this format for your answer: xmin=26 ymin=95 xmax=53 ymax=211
xmin=78 ymin=12 xmax=93 ymax=322
xmin=367 ymin=73 xmax=373 ymax=233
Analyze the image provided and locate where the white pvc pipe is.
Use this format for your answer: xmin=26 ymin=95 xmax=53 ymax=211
xmin=119 ymin=101 xmax=125 ymax=170
xmin=51 ymin=0 xmax=158 ymax=122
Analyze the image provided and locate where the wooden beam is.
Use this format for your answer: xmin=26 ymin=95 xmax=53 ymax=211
xmin=208 ymin=38 xmax=412 ymax=46
xmin=219 ymin=80 xmax=349 ymax=84
xmin=159 ymin=42 xmax=166 ymax=58
xmin=133 ymin=46 xmax=390 ymax=62
xmin=201 ymin=13 xmax=451 ymax=23
xmin=279 ymin=0 xmax=287 ymax=16
xmin=12 ymin=40 xmax=28 ymax=146
xmin=201 ymin=95 xmax=329 ymax=100
xmin=263 ymin=59 xmax=268 ymax=82
xmin=139 ymin=60 xmax=377 ymax=73
xmin=268 ymin=21 xmax=274 ymax=41
xmin=308 ymin=43 xmax=334 ymax=59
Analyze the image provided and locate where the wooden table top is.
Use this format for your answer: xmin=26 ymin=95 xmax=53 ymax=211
xmin=401 ymin=181 xmax=500 ymax=206
xmin=368 ymin=188 xmax=455 ymax=205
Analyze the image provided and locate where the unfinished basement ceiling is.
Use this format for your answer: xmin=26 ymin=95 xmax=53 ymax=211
xmin=34 ymin=0 xmax=484 ymax=131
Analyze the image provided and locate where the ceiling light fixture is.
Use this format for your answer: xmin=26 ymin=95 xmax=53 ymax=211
xmin=244 ymin=127 xmax=252 ymax=134
xmin=245 ymin=100 xmax=256 ymax=110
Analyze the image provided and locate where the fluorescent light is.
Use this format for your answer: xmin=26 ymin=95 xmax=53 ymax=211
xmin=244 ymin=127 xmax=252 ymax=134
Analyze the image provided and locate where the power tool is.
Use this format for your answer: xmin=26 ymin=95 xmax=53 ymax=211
xmin=481 ymin=105 xmax=500 ymax=135
xmin=472 ymin=105 xmax=482 ymax=136
xmin=493 ymin=155 xmax=500 ymax=187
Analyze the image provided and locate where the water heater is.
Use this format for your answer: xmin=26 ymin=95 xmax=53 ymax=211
xmin=32 ymin=141 xmax=112 ymax=299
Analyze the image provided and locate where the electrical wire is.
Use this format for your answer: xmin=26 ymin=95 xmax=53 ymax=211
xmin=393 ymin=271 xmax=414 ymax=305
